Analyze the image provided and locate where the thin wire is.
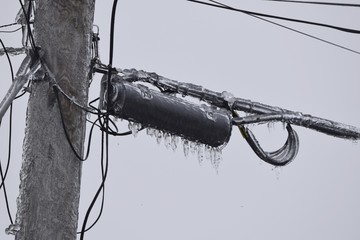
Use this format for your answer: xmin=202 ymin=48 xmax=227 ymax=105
xmin=0 ymin=27 xmax=22 ymax=34
xmin=0 ymin=160 xmax=13 ymax=224
xmin=80 ymin=1 xmax=118 ymax=238
xmin=264 ymin=0 xmax=360 ymax=7
xmin=0 ymin=39 xmax=15 ymax=191
xmin=204 ymin=0 xmax=360 ymax=55
xmin=79 ymin=128 xmax=108 ymax=240
xmin=18 ymin=0 xmax=40 ymax=60
xmin=53 ymin=86 xmax=95 ymax=162
xmin=0 ymin=40 xmax=14 ymax=223
xmin=0 ymin=23 xmax=18 ymax=29
xmin=186 ymin=0 xmax=360 ymax=34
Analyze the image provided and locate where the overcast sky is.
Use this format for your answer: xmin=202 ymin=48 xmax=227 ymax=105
xmin=1 ymin=1 xmax=360 ymax=239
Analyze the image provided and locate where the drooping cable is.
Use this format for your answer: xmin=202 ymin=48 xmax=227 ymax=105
xmin=264 ymin=0 xmax=360 ymax=7
xmin=208 ymin=0 xmax=360 ymax=55
xmin=53 ymin=86 xmax=96 ymax=162
xmin=0 ymin=39 xmax=14 ymax=224
xmin=79 ymin=1 xmax=118 ymax=238
xmin=0 ymin=27 xmax=22 ymax=34
xmin=186 ymin=0 xmax=360 ymax=34
xmin=0 ymin=39 xmax=15 ymax=190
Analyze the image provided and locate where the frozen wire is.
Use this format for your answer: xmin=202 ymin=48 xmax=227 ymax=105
xmin=80 ymin=1 xmax=118 ymax=238
xmin=18 ymin=0 xmax=40 ymax=60
xmin=0 ymin=38 xmax=15 ymax=190
xmin=52 ymin=86 xmax=97 ymax=162
xmin=208 ymin=0 xmax=360 ymax=55
xmin=187 ymin=0 xmax=360 ymax=34
xmin=264 ymin=0 xmax=360 ymax=7
xmin=0 ymin=23 xmax=18 ymax=29
xmin=0 ymin=27 xmax=22 ymax=34
xmin=0 ymin=40 xmax=14 ymax=221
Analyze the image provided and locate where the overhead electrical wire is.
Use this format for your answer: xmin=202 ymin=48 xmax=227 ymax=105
xmin=188 ymin=0 xmax=360 ymax=55
xmin=264 ymin=0 xmax=360 ymax=7
xmin=209 ymin=0 xmax=360 ymax=55
xmin=187 ymin=0 xmax=360 ymax=34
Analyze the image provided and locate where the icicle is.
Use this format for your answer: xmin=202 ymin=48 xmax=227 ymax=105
xmin=211 ymin=148 xmax=222 ymax=173
xmin=204 ymin=145 xmax=211 ymax=161
xmin=183 ymin=138 xmax=190 ymax=157
xmin=128 ymin=121 xmax=141 ymax=137
xmin=155 ymin=130 xmax=163 ymax=144
xmin=190 ymin=141 xmax=198 ymax=154
xmin=146 ymin=128 xmax=155 ymax=137
xmin=197 ymin=144 xmax=205 ymax=165
xmin=170 ymin=135 xmax=179 ymax=151
xmin=267 ymin=121 xmax=275 ymax=131
xmin=164 ymin=132 xmax=171 ymax=149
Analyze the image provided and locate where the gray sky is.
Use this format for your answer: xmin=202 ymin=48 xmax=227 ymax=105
xmin=1 ymin=1 xmax=360 ymax=239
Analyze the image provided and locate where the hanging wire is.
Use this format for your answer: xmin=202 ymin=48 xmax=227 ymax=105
xmin=0 ymin=39 xmax=15 ymax=189
xmin=52 ymin=85 xmax=97 ymax=162
xmin=0 ymin=39 xmax=14 ymax=224
xmin=79 ymin=1 xmax=118 ymax=238
xmin=264 ymin=0 xmax=360 ymax=7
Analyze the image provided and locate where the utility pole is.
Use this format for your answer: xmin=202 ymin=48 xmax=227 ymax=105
xmin=12 ymin=1 xmax=95 ymax=239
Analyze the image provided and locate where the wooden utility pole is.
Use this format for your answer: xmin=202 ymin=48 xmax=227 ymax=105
xmin=14 ymin=1 xmax=95 ymax=239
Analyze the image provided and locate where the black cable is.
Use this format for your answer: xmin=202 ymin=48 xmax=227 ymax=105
xmin=79 ymin=129 xmax=108 ymax=240
xmin=186 ymin=0 xmax=360 ymax=34
xmin=0 ymin=39 xmax=15 ymax=222
xmin=0 ymin=160 xmax=13 ymax=224
xmin=0 ymin=39 xmax=15 ymax=191
xmin=18 ymin=0 xmax=40 ymax=60
xmin=264 ymin=0 xmax=360 ymax=7
xmin=0 ymin=39 xmax=15 ymax=83
xmin=0 ymin=23 xmax=18 ymax=29
xmin=53 ymin=86 xmax=95 ymax=162
xmin=0 ymin=27 xmax=22 ymax=34
xmin=201 ymin=0 xmax=360 ymax=55
xmin=207 ymin=0 xmax=360 ymax=55
xmin=80 ymin=1 xmax=118 ymax=238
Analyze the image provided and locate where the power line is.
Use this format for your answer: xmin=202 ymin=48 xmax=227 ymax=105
xmin=209 ymin=0 xmax=360 ymax=55
xmin=187 ymin=0 xmax=360 ymax=34
xmin=188 ymin=0 xmax=360 ymax=55
xmin=264 ymin=0 xmax=360 ymax=7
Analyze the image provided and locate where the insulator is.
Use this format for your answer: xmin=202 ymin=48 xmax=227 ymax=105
xmin=100 ymin=75 xmax=232 ymax=148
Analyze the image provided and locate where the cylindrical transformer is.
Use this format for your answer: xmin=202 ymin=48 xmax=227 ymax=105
xmin=100 ymin=75 xmax=232 ymax=148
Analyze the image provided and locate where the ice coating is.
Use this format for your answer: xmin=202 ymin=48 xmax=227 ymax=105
xmin=103 ymin=80 xmax=232 ymax=147
xmin=5 ymin=224 xmax=20 ymax=235
xmin=121 ymin=68 xmax=360 ymax=141
xmin=0 ymin=47 xmax=26 ymax=56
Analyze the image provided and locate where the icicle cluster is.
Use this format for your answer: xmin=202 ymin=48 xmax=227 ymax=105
xmin=126 ymin=121 xmax=223 ymax=172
